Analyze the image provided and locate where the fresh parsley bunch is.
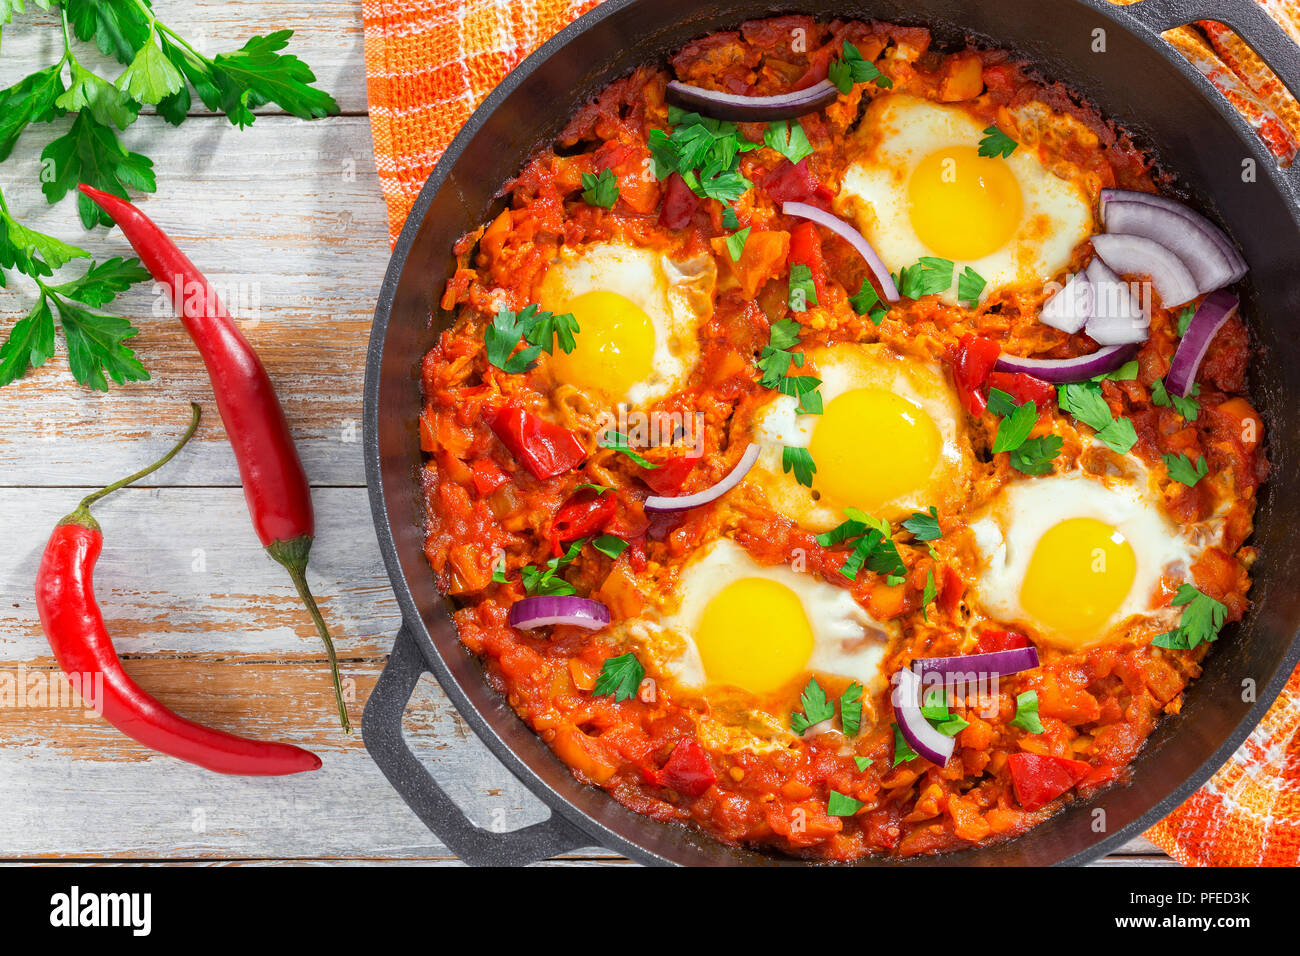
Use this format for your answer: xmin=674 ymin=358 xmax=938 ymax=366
xmin=0 ymin=0 xmax=338 ymax=390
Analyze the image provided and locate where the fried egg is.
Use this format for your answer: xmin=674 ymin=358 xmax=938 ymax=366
xmin=969 ymin=472 xmax=1199 ymax=650
xmin=836 ymin=94 xmax=1094 ymax=303
xmin=746 ymin=343 xmax=972 ymax=531
xmin=650 ymin=539 xmax=897 ymax=703
xmin=535 ymin=240 xmax=715 ymax=405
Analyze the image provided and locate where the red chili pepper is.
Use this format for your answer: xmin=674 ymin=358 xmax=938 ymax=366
xmin=35 ymin=404 xmax=321 ymax=776
xmin=952 ymin=335 xmax=1001 ymax=417
xmin=646 ymin=737 xmax=716 ymax=797
xmin=78 ymin=185 xmax=351 ymax=733
xmin=788 ymin=221 xmax=830 ymax=305
xmin=974 ymin=629 xmax=1031 ymax=653
xmin=470 ymin=457 xmax=508 ymax=497
xmin=1007 ymin=752 xmax=1093 ymax=811
xmin=762 ymin=158 xmax=835 ymax=211
xmin=488 ymin=403 xmax=586 ymax=480
xmin=641 ymin=454 xmax=700 ymax=496
xmin=987 ymin=370 xmax=1056 ymax=411
xmin=548 ymin=490 xmax=616 ymax=556
xmin=658 ymin=172 xmax=699 ymax=229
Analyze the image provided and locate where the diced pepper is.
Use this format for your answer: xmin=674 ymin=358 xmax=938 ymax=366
xmin=646 ymin=737 xmax=716 ymax=797
xmin=974 ymin=629 xmax=1031 ymax=653
xmin=987 ymin=370 xmax=1055 ymax=413
xmin=788 ymin=221 xmax=829 ymax=304
xmin=658 ymin=172 xmax=699 ymax=229
xmin=469 ymin=457 xmax=508 ymax=497
xmin=951 ymin=335 xmax=1001 ymax=417
xmin=762 ymin=158 xmax=835 ymax=212
xmin=1007 ymin=752 xmax=1093 ymax=811
xmin=642 ymin=454 xmax=700 ymax=496
xmin=710 ymin=229 xmax=791 ymax=299
xmin=938 ymin=52 xmax=985 ymax=102
xmin=548 ymin=489 xmax=616 ymax=556
xmin=488 ymin=403 xmax=586 ymax=480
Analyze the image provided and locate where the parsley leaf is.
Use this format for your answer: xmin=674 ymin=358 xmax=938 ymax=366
xmin=580 ymin=167 xmax=619 ymax=208
xmin=725 ymin=225 xmax=750 ymax=262
xmin=791 ymin=677 xmax=836 ymax=734
xmin=840 ymin=681 xmax=864 ymax=736
xmin=897 ymin=256 xmax=954 ymax=299
xmin=902 ymin=506 xmax=942 ymax=541
xmin=993 ymin=399 xmax=1039 ymax=453
xmin=957 ymin=266 xmax=986 ymax=306
xmin=892 ymin=723 xmax=917 ymax=765
xmin=720 ymin=206 xmax=739 ymax=229
xmin=827 ymin=790 xmax=864 ymax=816
xmin=1175 ymin=305 xmax=1195 ymax=337
xmin=978 ymin=125 xmax=1018 ymax=158
xmin=788 ymin=262 xmax=818 ymax=311
xmin=1009 ymin=434 xmax=1064 ymax=476
xmin=600 ymin=430 xmax=658 ymax=469
xmin=57 ymin=62 xmax=138 ymax=131
xmin=484 ymin=304 xmax=578 ymax=373
xmin=921 ymin=568 xmax=938 ymax=621
xmin=920 ymin=689 xmax=969 ymax=736
xmin=47 ymin=255 xmax=148 ymax=307
xmin=206 ymin=30 xmax=340 ymax=127
xmin=782 ymin=445 xmax=816 ymax=487
xmin=0 ymin=296 xmax=55 ymax=387
xmin=1058 ymin=380 xmax=1138 ymax=455
xmin=849 ymin=278 xmax=888 ymax=324
xmin=854 ymin=755 xmax=873 ymax=771
xmin=593 ymin=652 xmax=645 ymax=702
xmin=40 ymin=111 xmax=157 ymax=228
xmin=0 ymin=64 xmax=66 ymax=163
xmin=817 ymin=510 xmax=905 ymax=580
xmin=1152 ymin=584 xmax=1228 ymax=650
xmin=1163 ymin=452 xmax=1209 ymax=487
xmin=778 ymin=372 xmax=823 ymax=415
xmin=592 ymin=534 xmax=628 ymax=560
xmin=763 ymin=119 xmax=814 ymax=164
xmin=1151 ymin=378 xmax=1201 ymax=421
xmin=1009 ymin=690 xmax=1045 ymax=733
xmin=828 ymin=41 xmax=892 ymax=94
xmin=46 ymin=289 xmax=149 ymax=391
xmin=116 ymin=29 xmax=185 ymax=105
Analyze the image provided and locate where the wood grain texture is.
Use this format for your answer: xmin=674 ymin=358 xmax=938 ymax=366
xmin=0 ymin=0 xmax=1176 ymax=866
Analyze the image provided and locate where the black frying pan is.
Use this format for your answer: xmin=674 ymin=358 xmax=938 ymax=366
xmin=361 ymin=0 xmax=1300 ymax=866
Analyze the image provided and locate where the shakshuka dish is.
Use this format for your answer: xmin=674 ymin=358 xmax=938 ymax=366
xmin=420 ymin=16 xmax=1267 ymax=860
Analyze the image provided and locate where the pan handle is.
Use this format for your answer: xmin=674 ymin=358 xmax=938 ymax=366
xmin=1114 ymin=0 xmax=1300 ymax=189
xmin=362 ymin=623 xmax=588 ymax=866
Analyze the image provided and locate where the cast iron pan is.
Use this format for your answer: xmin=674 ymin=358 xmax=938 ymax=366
xmin=362 ymin=0 xmax=1300 ymax=866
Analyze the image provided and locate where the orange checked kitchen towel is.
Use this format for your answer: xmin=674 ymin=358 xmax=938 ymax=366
xmin=361 ymin=0 xmax=1300 ymax=865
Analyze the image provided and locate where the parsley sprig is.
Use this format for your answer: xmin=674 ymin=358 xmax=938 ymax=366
xmin=0 ymin=1 xmax=338 ymax=390
xmin=828 ymin=40 xmax=893 ymax=94
xmin=593 ymin=652 xmax=645 ymax=701
xmin=484 ymin=303 xmax=579 ymax=374
xmin=1152 ymin=584 xmax=1228 ymax=650
xmin=580 ymin=167 xmax=619 ymax=208
xmin=1057 ymin=380 xmax=1138 ymax=455
xmin=978 ymin=125 xmax=1018 ymax=158
xmin=757 ymin=316 xmax=821 ymax=414
xmin=816 ymin=509 xmax=906 ymax=580
xmin=1008 ymin=690 xmax=1044 ymax=733
xmin=1151 ymin=378 xmax=1201 ymax=421
xmin=648 ymin=105 xmax=760 ymax=204
xmin=987 ymin=387 xmax=1063 ymax=475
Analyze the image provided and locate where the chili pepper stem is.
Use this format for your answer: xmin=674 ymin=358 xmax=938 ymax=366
xmin=61 ymin=403 xmax=203 ymax=530
xmin=267 ymin=536 xmax=352 ymax=733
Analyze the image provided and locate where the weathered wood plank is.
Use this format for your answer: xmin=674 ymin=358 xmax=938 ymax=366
xmin=0 ymin=114 xmax=390 ymax=488
xmin=0 ymin=0 xmax=368 ymax=113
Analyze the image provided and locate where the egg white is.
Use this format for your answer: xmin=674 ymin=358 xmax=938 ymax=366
xmin=836 ymin=94 xmax=1094 ymax=304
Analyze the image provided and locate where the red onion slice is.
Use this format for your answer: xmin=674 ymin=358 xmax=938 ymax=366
xmin=644 ymin=443 xmax=760 ymax=512
xmin=1091 ymin=233 xmax=1199 ymax=308
xmin=913 ymin=646 xmax=1041 ymax=683
xmin=1084 ymin=256 xmax=1149 ymax=345
xmin=508 ymin=596 xmax=610 ymax=631
xmin=1166 ymin=290 xmax=1239 ymax=398
xmin=782 ymin=201 xmax=900 ymax=302
xmin=1040 ymin=272 xmax=1093 ymax=333
xmin=893 ymin=667 xmax=956 ymax=766
xmin=1100 ymin=188 xmax=1247 ymax=282
xmin=994 ymin=343 xmax=1138 ymax=383
xmin=1102 ymin=199 xmax=1237 ymax=294
xmin=665 ymin=79 xmax=839 ymax=121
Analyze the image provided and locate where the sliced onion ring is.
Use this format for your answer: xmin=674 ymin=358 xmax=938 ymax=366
xmin=913 ymin=646 xmax=1041 ymax=683
xmin=893 ymin=667 xmax=956 ymax=766
xmin=665 ymin=79 xmax=839 ymax=121
xmin=1166 ymin=290 xmax=1239 ymax=398
xmin=994 ymin=343 xmax=1138 ymax=384
xmin=782 ymin=201 xmax=900 ymax=302
xmin=1091 ymin=233 xmax=1199 ymax=308
xmin=508 ymin=595 xmax=610 ymax=631
xmin=1039 ymin=272 xmax=1092 ymax=334
xmin=644 ymin=442 xmax=760 ymax=512
xmin=1102 ymin=199 xmax=1237 ymax=295
xmin=1100 ymin=188 xmax=1247 ymax=281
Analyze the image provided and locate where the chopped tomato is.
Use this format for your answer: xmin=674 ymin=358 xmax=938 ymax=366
xmin=987 ymin=371 xmax=1055 ymax=412
xmin=762 ymin=158 xmax=834 ymax=212
xmin=658 ymin=172 xmax=699 ymax=229
xmin=1007 ymin=753 xmax=1093 ymax=811
xmin=974 ymin=629 xmax=1031 ymax=653
xmin=548 ymin=489 xmax=616 ymax=556
xmin=951 ymin=335 xmax=1001 ymax=416
xmin=488 ymin=403 xmax=586 ymax=480
xmin=937 ymin=565 xmax=964 ymax=615
xmin=646 ymin=737 xmax=716 ymax=797
xmin=470 ymin=458 xmax=508 ymax=496
xmin=787 ymin=221 xmax=829 ymax=304
xmin=642 ymin=454 xmax=700 ymax=496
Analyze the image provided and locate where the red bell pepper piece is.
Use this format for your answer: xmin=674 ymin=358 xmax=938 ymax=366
xmin=489 ymin=404 xmax=586 ymax=480
xmin=787 ymin=221 xmax=829 ymax=304
xmin=1007 ymin=752 xmax=1093 ymax=811
xmin=470 ymin=457 xmax=508 ymax=497
xmin=987 ymin=371 xmax=1056 ymax=411
xmin=641 ymin=454 xmax=700 ymax=496
xmin=646 ymin=737 xmax=716 ymax=798
xmin=937 ymin=564 xmax=964 ymax=615
xmin=762 ymin=158 xmax=835 ymax=211
xmin=974 ymin=629 xmax=1031 ymax=653
xmin=658 ymin=172 xmax=699 ymax=229
xmin=548 ymin=489 xmax=616 ymax=556
xmin=952 ymin=335 xmax=1001 ymax=417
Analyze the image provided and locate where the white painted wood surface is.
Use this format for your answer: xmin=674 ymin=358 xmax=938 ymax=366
xmin=0 ymin=0 xmax=1172 ymax=866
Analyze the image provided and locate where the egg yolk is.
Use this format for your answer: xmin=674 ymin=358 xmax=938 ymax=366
xmin=695 ymin=577 xmax=815 ymax=693
xmin=1020 ymin=517 xmax=1137 ymax=647
xmin=544 ymin=290 xmax=655 ymax=399
xmin=908 ymin=145 xmax=1024 ymax=261
xmin=808 ymin=387 xmax=942 ymax=513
